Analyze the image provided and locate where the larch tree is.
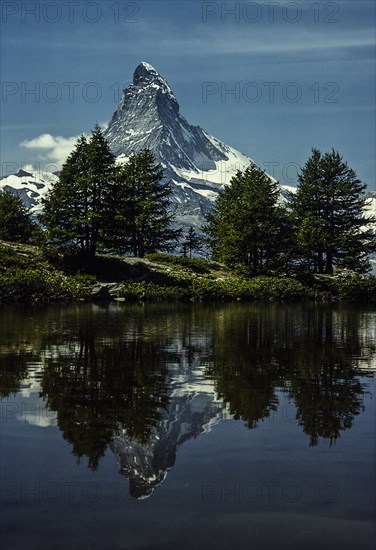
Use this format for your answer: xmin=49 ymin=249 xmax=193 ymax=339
xmin=181 ymin=226 xmax=202 ymax=258
xmin=291 ymin=148 xmax=375 ymax=274
xmin=41 ymin=125 xmax=116 ymax=257
xmin=103 ymin=148 xmax=180 ymax=257
xmin=0 ymin=190 xmax=35 ymax=243
xmin=203 ymin=164 xmax=291 ymax=275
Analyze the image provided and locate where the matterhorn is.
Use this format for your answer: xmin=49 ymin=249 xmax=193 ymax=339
xmin=104 ymin=61 xmax=260 ymax=226
xmin=1 ymin=62 xmax=260 ymax=226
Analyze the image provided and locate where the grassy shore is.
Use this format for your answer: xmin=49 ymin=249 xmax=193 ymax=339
xmin=0 ymin=241 xmax=375 ymax=303
xmin=0 ymin=241 xmax=95 ymax=303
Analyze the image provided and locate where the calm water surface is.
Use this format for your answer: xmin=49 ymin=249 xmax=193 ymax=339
xmin=0 ymin=302 xmax=375 ymax=550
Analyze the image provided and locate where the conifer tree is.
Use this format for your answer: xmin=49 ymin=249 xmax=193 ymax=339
xmin=42 ymin=125 xmax=116 ymax=257
xmin=181 ymin=226 xmax=201 ymax=258
xmin=204 ymin=165 xmax=290 ymax=274
xmin=103 ymin=149 xmax=180 ymax=257
xmin=0 ymin=190 xmax=35 ymax=243
xmin=291 ymin=148 xmax=375 ymax=274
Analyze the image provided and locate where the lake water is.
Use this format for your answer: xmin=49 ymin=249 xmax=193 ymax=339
xmin=0 ymin=302 xmax=375 ymax=550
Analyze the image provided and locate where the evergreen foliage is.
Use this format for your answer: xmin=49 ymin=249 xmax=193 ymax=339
xmin=103 ymin=148 xmax=180 ymax=257
xmin=0 ymin=190 xmax=35 ymax=243
xmin=41 ymin=125 xmax=116 ymax=257
xmin=8 ymin=132 xmax=375 ymax=286
xmin=203 ymin=164 xmax=291 ymax=274
xmin=291 ymin=148 xmax=375 ymax=274
xmin=181 ymin=226 xmax=202 ymax=258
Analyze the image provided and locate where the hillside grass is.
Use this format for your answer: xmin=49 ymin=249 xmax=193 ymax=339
xmin=0 ymin=241 xmax=95 ymax=303
xmin=0 ymin=241 xmax=375 ymax=303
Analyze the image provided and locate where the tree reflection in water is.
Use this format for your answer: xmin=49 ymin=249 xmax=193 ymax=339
xmin=0 ymin=302 xmax=374 ymax=496
xmin=208 ymin=305 xmax=373 ymax=445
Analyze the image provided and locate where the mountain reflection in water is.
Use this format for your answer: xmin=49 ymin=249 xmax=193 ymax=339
xmin=0 ymin=302 xmax=375 ymax=499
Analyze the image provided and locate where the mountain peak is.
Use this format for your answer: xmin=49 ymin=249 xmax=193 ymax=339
xmin=140 ymin=61 xmax=156 ymax=71
xmin=133 ymin=61 xmax=159 ymax=84
xmin=131 ymin=62 xmax=178 ymax=108
xmin=103 ymin=63 xmax=258 ymax=226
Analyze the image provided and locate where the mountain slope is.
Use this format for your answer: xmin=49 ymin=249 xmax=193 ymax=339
xmin=105 ymin=62 xmax=254 ymax=175
xmin=0 ymin=169 xmax=59 ymax=214
xmin=104 ymin=62 xmax=260 ymax=224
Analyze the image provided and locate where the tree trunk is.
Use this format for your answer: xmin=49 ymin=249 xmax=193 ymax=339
xmin=325 ymin=250 xmax=333 ymax=274
xmin=317 ymin=251 xmax=324 ymax=274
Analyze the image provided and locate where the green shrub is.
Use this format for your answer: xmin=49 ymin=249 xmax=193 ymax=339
xmin=320 ymin=275 xmax=376 ymax=300
xmin=118 ymin=281 xmax=190 ymax=302
xmin=119 ymin=276 xmax=312 ymax=302
xmin=0 ymin=267 xmax=94 ymax=303
xmin=191 ymin=278 xmax=224 ymax=299
xmin=245 ymin=276 xmax=312 ymax=301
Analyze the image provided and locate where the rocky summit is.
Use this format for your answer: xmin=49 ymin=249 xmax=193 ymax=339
xmin=105 ymin=62 xmax=244 ymax=175
xmin=104 ymin=62 xmax=259 ymax=227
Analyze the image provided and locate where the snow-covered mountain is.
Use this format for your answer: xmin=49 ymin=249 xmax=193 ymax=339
xmin=104 ymin=61 xmax=264 ymax=226
xmin=0 ymin=169 xmax=59 ymax=215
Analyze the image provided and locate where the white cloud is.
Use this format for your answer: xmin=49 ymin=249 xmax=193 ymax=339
xmin=20 ymin=126 xmax=109 ymax=167
xmin=20 ymin=133 xmax=82 ymax=165
xmin=21 ymin=134 xmax=58 ymax=149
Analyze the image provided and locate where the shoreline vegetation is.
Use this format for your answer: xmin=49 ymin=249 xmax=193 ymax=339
xmin=1 ymin=241 xmax=375 ymax=304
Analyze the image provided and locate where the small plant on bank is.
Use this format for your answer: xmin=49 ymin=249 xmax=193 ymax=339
xmin=0 ymin=267 xmax=95 ymax=303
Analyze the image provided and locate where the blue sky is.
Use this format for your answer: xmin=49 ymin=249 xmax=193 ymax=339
xmin=1 ymin=0 xmax=375 ymax=188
